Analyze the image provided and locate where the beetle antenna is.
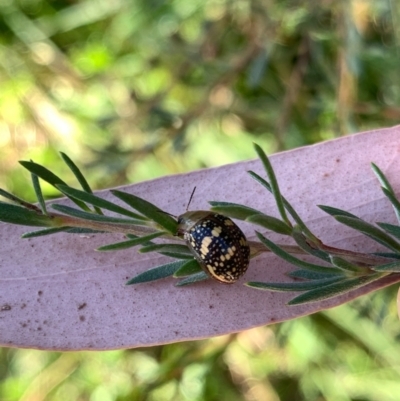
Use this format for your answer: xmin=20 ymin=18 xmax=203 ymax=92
xmin=186 ymin=187 xmax=196 ymax=211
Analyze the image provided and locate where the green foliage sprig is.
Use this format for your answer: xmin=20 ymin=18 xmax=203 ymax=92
xmin=1 ymin=145 xmax=400 ymax=305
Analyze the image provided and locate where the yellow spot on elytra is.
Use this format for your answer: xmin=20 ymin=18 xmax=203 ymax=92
xmin=228 ymin=248 xmax=234 ymax=256
xmin=225 ymin=254 xmax=231 ymax=260
xmin=201 ymin=245 xmax=209 ymax=255
xmin=224 ymin=219 xmax=234 ymax=226
xmin=201 ymin=236 xmax=212 ymax=247
xmin=211 ymin=226 xmax=222 ymax=237
xmin=220 ymin=255 xmax=225 ymax=261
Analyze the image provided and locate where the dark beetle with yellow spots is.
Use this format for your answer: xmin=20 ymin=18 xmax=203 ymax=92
xmin=177 ymin=211 xmax=250 ymax=283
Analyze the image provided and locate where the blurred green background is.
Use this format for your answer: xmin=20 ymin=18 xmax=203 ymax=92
xmin=1 ymin=0 xmax=400 ymax=400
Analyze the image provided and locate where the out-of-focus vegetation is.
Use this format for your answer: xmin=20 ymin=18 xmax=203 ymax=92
xmin=1 ymin=0 xmax=400 ymax=198
xmin=1 ymin=0 xmax=400 ymax=400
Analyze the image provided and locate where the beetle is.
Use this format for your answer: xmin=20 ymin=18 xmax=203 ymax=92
xmin=176 ymin=210 xmax=250 ymax=283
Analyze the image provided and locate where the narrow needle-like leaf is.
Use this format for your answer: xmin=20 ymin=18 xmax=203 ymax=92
xmin=329 ymin=256 xmax=364 ymax=272
xmin=256 ymin=232 xmax=342 ymax=274
xmin=335 ymin=215 xmax=400 ymax=253
xmin=371 ymin=163 xmax=395 ymax=192
xmin=57 ymin=185 xmax=147 ymax=220
xmin=376 ymin=223 xmax=400 ymax=240
xmin=0 ymin=188 xmax=42 ymax=212
xmin=139 ymin=244 xmax=192 ymax=255
xmin=291 ymin=227 xmax=330 ymax=262
xmin=288 ymin=269 xmax=342 ymax=280
xmin=318 ymin=205 xmax=360 ymax=219
xmin=158 ymin=252 xmax=193 ymax=260
xmin=248 ymin=171 xmax=318 ymax=242
xmin=97 ymin=232 xmax=166 ymax=251
xmin=288 ymin=273 xmax=387 ymax=305
xmin=175 ymin=271 xmax=209 ymax=286
xmin=22 ymin=227 xmax=72 ymax=238
xmin=253 ymin=144 xmax=290 ymax=226
xmin=120 ymin=234 xmax=191 ymax=258
xmin=209 ymin=201 xmax=260 ymax=220
xmin=373 ymin=252 xmax=400 ymax=260
xmin=22 ymin=227 xmax=102 ymax=238
xmin=60 ymin=152 xmax=93 ymax=194
xmin=111 ymin=190 xmax=177 ymax=233
xmin=371 ymin=261 xmax=400 ymax=272
xmin=126 ymin=260 xmax=189 ymax=285
xmin=371 ymin=163 xmax=400 ymax=222
xmin=19 ymin=160 xmax=90 ymax=211
xmin=246 ymin=214 xmax=293 ymax=235
xmin=380 ymin=187 xmax=400 ymax=225
xmin=60 ymin=152 xmax=103 ymax=215
xmin=246 ymin=276 xmax=344 ymax=292
xmin=31 ymin=172 xmax=47 ymax=215
xmin=174 ymin=259 xmax=202 ymax=277
xmin=51 ymin=204 xmax=146 ymax=225
xmin=0 ymin=201 xmax=55 ymax=227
